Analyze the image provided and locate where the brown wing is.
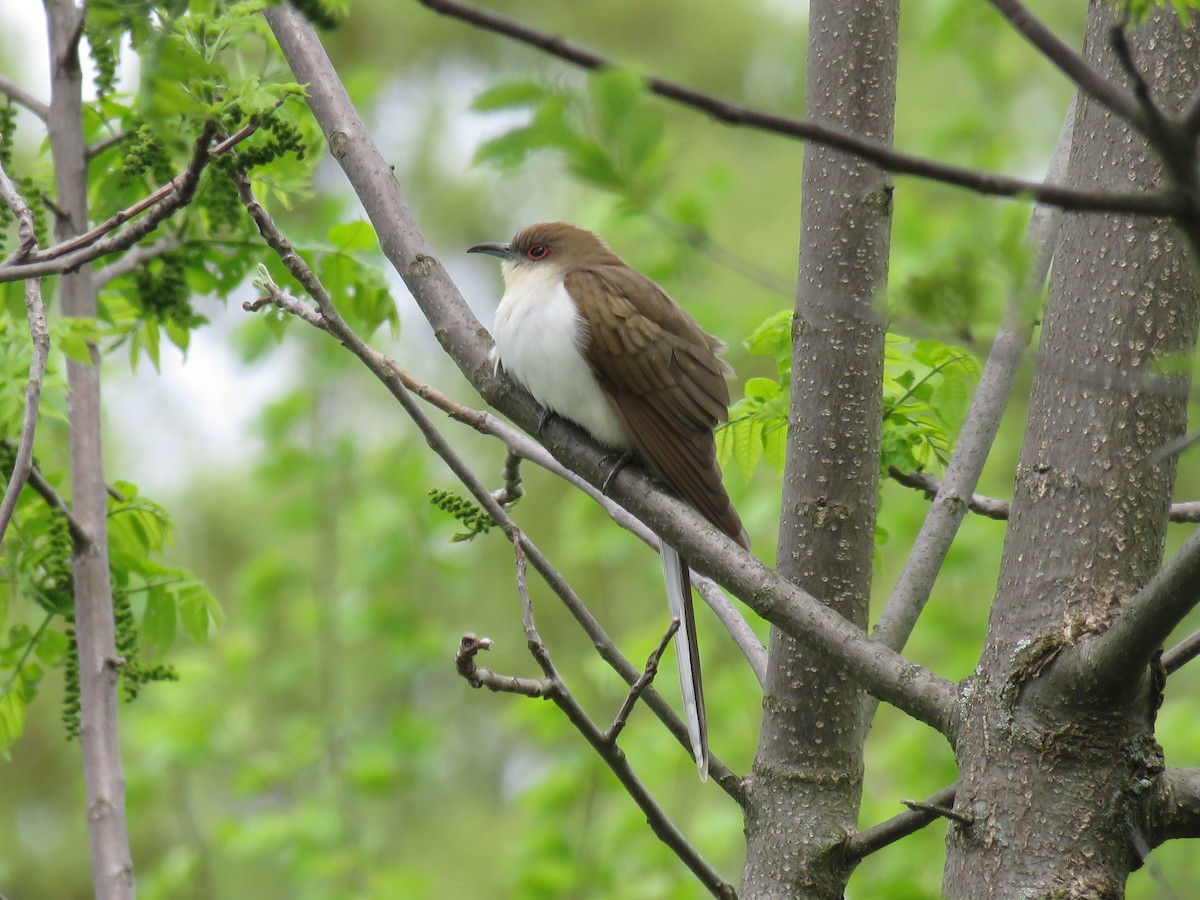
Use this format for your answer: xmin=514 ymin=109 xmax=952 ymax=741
xmin=566 ymin=267 xmax=749 ymax=548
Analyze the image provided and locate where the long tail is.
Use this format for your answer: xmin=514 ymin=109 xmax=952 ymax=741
xmin=661 ymin=542 xmax=707 ymax=780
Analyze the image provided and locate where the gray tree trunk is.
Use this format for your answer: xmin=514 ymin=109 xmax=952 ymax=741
xmin=944 ymin=5 xmax=1200 ymax=897
xmin=45 ymin=2 xmax=135 ymax=897
xmin=740 ymin=1 xmax=896 ymax=896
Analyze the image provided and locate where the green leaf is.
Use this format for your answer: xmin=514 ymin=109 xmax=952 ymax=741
xmin=0 ymin=690 xmax=26 ymax=758
xmin=178 ymin=581 xmax=219 ymax=645
xmin=142 ymin=586 xmax=177 ymax=657
xmin=33 ymin=628 xmax=69 ymax=667
xmin=327 ymin=220 xmax=378 ymax=252
xmin=472 ymin=80 xmax=547 ymax=111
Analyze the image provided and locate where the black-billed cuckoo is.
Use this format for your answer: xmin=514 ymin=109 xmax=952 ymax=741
xmin=469 ymin=222 xmax=748 ymax=780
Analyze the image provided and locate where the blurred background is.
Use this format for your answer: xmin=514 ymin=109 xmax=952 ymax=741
xmin=1 ymin=1 xmax=1197 ymax=897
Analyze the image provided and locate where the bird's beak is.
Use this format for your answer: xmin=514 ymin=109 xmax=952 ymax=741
xmin=467 ymin=241 xmax=513 ymax=260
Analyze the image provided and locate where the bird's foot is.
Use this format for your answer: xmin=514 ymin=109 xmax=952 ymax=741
xmin=601 ymin=450 xmax=634 ymax=495
xmin=536 ymin=407 xmax=555 ymax=437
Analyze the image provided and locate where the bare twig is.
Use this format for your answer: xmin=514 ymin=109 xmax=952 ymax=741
xmin=24 ymin=462 xmax=91 ymax=550
xmin=0 ymin=157 xmax=50 ymax=547
xmin=454 ymin=537 xmax=736 ymax=897
xmin=982 ymin=0 xmax=1141 ymax=124
xmin=1163 ymin=628 xmax=1200 ymax=674
xmin=0 ymin=75 xmax=49 ymax=119
xmin=901 ymin=796 xmax=974 ymax=827
xmin=415 ymin=0 xmax=1177 ymax=217
xmin=890 ymin=467 xmax=1200 ymax=524
xmin=454 ymin=633 xmax=552 ymax=697
xmin=844 ymin=784 xmax=958 ymax=862
xmin=604 ymin=619 xmax=679 ymax=745
xmin=888 ymin=468 xmax=1010 ymax=520
xmin=494 ymin=450 xmax=524 ymax=506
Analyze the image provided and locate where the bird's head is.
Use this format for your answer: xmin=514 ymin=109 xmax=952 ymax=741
xmin=468 ymin=222 xmax=622 ymax=283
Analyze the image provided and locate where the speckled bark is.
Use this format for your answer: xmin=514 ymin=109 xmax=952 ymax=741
xmin=740 ymin=2 xmax=895 ymax=897
xmin=944 ymin=6 xmax=1200 ymax=898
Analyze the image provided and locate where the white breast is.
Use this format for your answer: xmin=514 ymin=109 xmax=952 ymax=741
xmin=491 ymin=265 xmax=630 ymax=449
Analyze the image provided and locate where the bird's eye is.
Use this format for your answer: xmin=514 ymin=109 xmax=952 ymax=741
xmin=526 ymin=244 xmax=550 ymax=260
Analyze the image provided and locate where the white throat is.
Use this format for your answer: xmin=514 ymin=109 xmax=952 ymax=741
xmin=491 ymin=263 xmax=630 ymax=449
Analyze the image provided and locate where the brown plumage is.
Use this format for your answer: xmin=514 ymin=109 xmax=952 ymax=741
xmin=470 ymin=222 xmax=747 ymax=779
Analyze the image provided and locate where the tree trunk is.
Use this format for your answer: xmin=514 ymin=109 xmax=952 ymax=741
xmin=45 ymin=2 xmax=135 ymax=897
xmin=740 ymin=1 xmax=896 ymax=896
xmin=944 ymin=5 xmax=1200 ymax=897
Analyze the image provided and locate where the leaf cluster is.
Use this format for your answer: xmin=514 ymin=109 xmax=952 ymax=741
xmin=716 ymin=312 xmax=981 ymax=478
xmin=428 ymin=488 xmax=496 ymax=542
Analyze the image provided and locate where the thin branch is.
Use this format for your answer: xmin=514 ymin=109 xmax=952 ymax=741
xmin=982 ymin=0 xmax=1141 ymax=124
xmin=382 ymin=359 xmax=768 ymax=685
xmin=0 ymin=75 xmax=49 ymax=120
xmin=86 ymin=130 xmax=129 ymax=161
xmin=480 ymin=535 xmax=737 ymax=900
xmin=888 ymin=467 xmax=1009 ymax=520
xmin=494 ymin=450 xmax=524 ymax=506
xmin=1074 ymin=526 xmax=1200 ymax=691
xmin=890 ymin=467 xmax=1200 ymax=524
xmin=93 ymin=237 xmax=183 ymax=288
xmin=267 ymin=2 xmax=958 ymax=742
xmin=604 ymin=619 xmax=679 ymax=745
xmin=24 ymin=462 xmax=91 ymax=550
xmin=870 ymin=98 xmax=1073 ymax=657
xmin=1162 ymin=628 xmax=1200 ymax=674
xmin=901 ymin=797 xmax=974 ymax=826
xmin=0 ymin=113 xmax=270 ymax=285
xmin=454 ymin=633 xmax=552 ymax=696
xmin=415 ymin=0 xmax=1177 ymax=217
xmin=844 ymin=784 xmax=958 ymax=863
xmin=0 ymin=158 xmax=50 ymax=547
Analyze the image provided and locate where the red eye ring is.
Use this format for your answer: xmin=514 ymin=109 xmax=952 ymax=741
xmin=526 ymin=244 xmax=550 ymax=260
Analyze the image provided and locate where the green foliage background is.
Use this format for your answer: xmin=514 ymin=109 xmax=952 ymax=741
xmin=0 ymin=1 xmax=1198 ymax=897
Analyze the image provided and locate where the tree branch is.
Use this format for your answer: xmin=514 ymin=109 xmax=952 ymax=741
xmin=0 ymin=75 xmax=49 ymax=120
xmin=389 ymin=358 xmax=770 ymax=686
xmin=22 ymin=461 xmax=91 ymax=550
xmin=843 ymin=784 xmax=959 ymax=863
xmin=1162 ymin=628 xmax=1200 ymax=674
xmin=266 ymin=2 xmax=959 ymax=742
xmin=604 ymin=619 xmax=679 ymax=745
xmin=0 ymin=114 xmax=268 ymax=284
xmin=455 ymin=537 xmax=737 ymax=899
xmin=413 ymin=0 xmax=1178 ymax=217
xmin=982 ymin=0 xmax=1141 ymax=124
xmin=1146 ymin=768 xmax=1200 ymax=845
xmin=0 ymin=158 xmax=50 ymax=546
xmin=1073 ymin=526 xmax=1200 ymax=692
xmin=890 ymin=467 xmax=1200 ymax=524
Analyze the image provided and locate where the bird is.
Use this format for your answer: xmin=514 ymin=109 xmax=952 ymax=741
xmin=469 ymin=222 xmax=748 ymax=780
